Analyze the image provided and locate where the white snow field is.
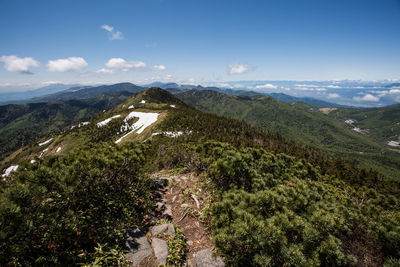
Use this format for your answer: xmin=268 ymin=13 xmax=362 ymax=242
xmin=97 ymin=115 xmax=121 ymax=127
xmin=39 ymin=138 xmax=53 ymax=146
xmin=140 ymin=100 xmax=146 ymax=104
xmin=115 ymin=112 xmax=159 ymax=144
xmin=388 ymin=141 xmax=400 ymax=147
xmin=128 ymin=105 xmax=134 ymax=109
xmin=2 ymin=165 xmax=18 ymax=177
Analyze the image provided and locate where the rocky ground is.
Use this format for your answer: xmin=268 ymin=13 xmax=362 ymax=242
xmin=124 ymin=170 xmax=225 ymax=267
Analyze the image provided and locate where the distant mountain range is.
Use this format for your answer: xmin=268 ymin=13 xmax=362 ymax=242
xmin=0 ymin=83 xmax=81 ymax=104
xmin=0 ymin=82 xmax=350 ymax=108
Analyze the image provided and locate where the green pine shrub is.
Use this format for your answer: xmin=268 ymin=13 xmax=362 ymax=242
xmin=0 ymin=142 xmax=155 ymax=266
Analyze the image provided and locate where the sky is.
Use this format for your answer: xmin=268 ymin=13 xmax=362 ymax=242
xmin=0 ymin=0 xmax=400 ymax=90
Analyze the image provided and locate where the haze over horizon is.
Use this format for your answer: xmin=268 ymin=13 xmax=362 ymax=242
xmin=1 ymin=0 xmax=400 ymax=90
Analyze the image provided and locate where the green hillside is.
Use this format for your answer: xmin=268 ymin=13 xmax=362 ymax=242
xmin=176 ymin=89 xmax=400 ymax=181
xmin=1 ymin=88 xmax=399 ymax=266
xmin=328 ymin=104 xmax=400 ymax=145
xmin=0 ymin=91 xmax=134 ymax=163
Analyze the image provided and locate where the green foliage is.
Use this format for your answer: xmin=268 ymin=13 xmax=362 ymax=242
xmin=199 ymin=141 xmax=400 ymax=266
xmin=177 ymin=90 xmax=400 ymax=181
xmin=86 ymin=243 xmax=131 ymax=266
xmin=0 ymin=92 xmax=133 ymax=163
xmin=0 ymin=142 xmax=155 ymax=266
xmin=167 ymin=226 xmax=187 ymax=266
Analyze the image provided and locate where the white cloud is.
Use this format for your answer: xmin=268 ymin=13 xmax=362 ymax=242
xmin=101 ymin=24 xmax=113 ymax=32
xmin=41 ymin=81 xmax=63 ymax=85
xmin=110 ymin=31 xmax=123 ymax=40
xmin=353 ymin=94 xmax=380 ymax=102
xmin=0 ymin=55 xmax=40 ymax=74
xmin=95 ymin=68 xmax=115 ymax=74
xmin=254 ymin=84 xmax=277 ymax=89
xmin=295 ymin=87 xmax=327 ymax=92
xmin=47 ymin=57 xmax=88 ymax=72
xmin=152 ymin=65 xmax=166 ymax=70
xmin=227 ymin=62 xmax=251 ymax=75
xmin=327 ymin=93 xmax=340 ymax=99
xmin=100 ymin=24 xmax=124 ymax=40
xmin=105 ymin=58 xmax=146 ymax=69
xmin=295 ymin=84 xmax=319 ymax=88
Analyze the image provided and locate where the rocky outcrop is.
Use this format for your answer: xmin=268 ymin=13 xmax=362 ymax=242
xmin=124 ymin=226 xmax=152 ymax=266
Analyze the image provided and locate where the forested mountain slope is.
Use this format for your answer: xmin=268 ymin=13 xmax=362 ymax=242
xmin=0 ymin=91 xmax=134 ymax=162
xmin=328 ymin=104 xmax=400 ymax=146
xmin=1 ymin=88 xmax=399 ymax=266
xmin=176 ymin=89 xmax=400 ymax=181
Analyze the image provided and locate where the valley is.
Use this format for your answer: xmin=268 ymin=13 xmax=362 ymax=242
xmin=1 ymin=88 xmax=399 ymax=266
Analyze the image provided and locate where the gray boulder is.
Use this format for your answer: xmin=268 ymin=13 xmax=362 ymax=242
xmin=125 ymin=226 xmax=152 ymax=266
xmin=194 ymin=249 xmax=225 ymax=267
xmin=152 ymin=223 xmax=175 ymax=237
xmin=151 ymin=238 xmax=169 ymax=265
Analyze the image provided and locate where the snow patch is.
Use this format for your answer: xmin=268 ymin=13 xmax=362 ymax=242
xmin=30 ymin=159 xmax=36 ymax=164
xmin=388 ymin=141 xmax=400 ymax=147
xmin=2 ymin=165 xmax=18 ymax=177
xmin=170 ymin=105 xmax=176 ymax=108
xmin=39 ymin=138 xmax=53 ymax=146
xmin=97 ymin=115 xmax=121 ymax=127
xmin=56 ymin=146 xmax=62 ymax=153
xmin=352 ymin=127 xmax=368 ymax=134
xmin=71 ymin=121 xmax=90 ymax=130
xmin=39 ymin=148 xmax=49 ymax=158
xmin=345 ymin=119 xmax=356 ymax=125
xmin=140 ymin=100 xmax=146 ymax=104
xmin=128 ymin=105 xmax=134 ymax=109
xmin=115 ymin=112 xmax=159 ymax=144
xmin=152 ymin=131 xmax=192 ymax=138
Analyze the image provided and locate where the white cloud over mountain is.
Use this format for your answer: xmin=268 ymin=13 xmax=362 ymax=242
xmin=327 ymin=93 xmax=340 ymax=99
xmin=152 ymin=65 xmax=166 ymax=70
xmin=47 ymin=57 xmax=88 ymax=72
xmin=227 ymin=62 xmax=251 ymax=75
xmin=105 ymin=58 xmax=146 ymax=70
xmin=254 ymin=84 xmax=277 ymax=89
xmin=0 ymin=55 xmax=40 ymax=74
xmin=353 ymin=94 xmax=380 ymax=102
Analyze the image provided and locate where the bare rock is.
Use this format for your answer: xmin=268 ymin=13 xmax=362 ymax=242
xmin=152 ymin=223 xmax=175 ymax=237
xmin=194 ymin=249 xmax=225 ymax=267
xmin=151 ymin=238 xmax=169 ymax=266
xmin=125 ymin=226 xmax=152 ymax=266
xmin=163 ymin=204 xmax=173 ymax=218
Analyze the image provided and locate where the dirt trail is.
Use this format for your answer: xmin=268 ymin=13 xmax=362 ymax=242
xmin=138 ymin=170 xmax=217 ymax=266
xmin=154 ymin=170 xmax=215 ymax=266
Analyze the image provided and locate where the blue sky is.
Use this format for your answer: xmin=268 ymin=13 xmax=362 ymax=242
xmin=0 ymin=0 xmax=399 ymax=90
